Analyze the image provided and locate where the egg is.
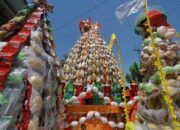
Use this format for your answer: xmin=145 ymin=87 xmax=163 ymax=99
xmin=70 ymin=121 xmax=79 ymax=127
xmin=108 ymin=121 xmax=116 ymax=128
xmin=157 ymin=26 xmax=167 ymax=36
xmin=101 ymin=117 xmax=108 ymax=124
xmin=87 ymin=111 xmax=94 ymax=119
xmin=79 ymin=117 xmax=86 ymax=124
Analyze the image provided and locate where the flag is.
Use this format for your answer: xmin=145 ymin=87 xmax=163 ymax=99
xmin=115 ymin=0 xmax=145 ymax=23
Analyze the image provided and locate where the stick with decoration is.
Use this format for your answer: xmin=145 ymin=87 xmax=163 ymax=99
xmin=108 ymin=34 xmax=135 ymax=130
xmin=144 ymin=0 xmax=179 ymax=130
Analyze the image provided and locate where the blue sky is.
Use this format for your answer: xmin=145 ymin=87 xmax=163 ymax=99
xmin=34 ymin=0 xmax=180 ymax=74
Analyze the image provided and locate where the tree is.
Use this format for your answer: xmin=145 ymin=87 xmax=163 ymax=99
xmin=60 ymin=54 xmax=68 ymax=67
xmin=125 ymin=62 xmax=143 ymax=83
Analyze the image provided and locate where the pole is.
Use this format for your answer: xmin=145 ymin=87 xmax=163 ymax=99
xmin=133 ymin=48 xmax=141 ymax=61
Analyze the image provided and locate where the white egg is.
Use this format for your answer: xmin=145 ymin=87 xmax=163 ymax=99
xmin=111 ymin=102 xmax=119 ymax=107
xmin=70 ymin=121 xmax=79 ymax=127
xmin=128 ymin=100 xmax=134 ymax=106
xmin=157 ymin=26 xmax=167 ymax=36
xmin=117 ymin=122 xmax=125 ymax=128
xmin=108 ymin=121 xmax=116 ymax=128
xmin=94 ymin=111 xmax=101 ymax=119
xmin=101 ymin=117 xmax=108 ymax=124
xmin=87 ymin=111 xmax=94 ymax=119
xmin=98 ymin=92 xmax=103 ymax=98
xmin=79 ymin=117 xmax=86 ymax=124
xmin=93 ymin=87 xmax=98 ymax=92
xmin=164 ymin=31 xmax=175 ymax=40
xmin=119 ymin=102 xmax=124 ymax=107
xmin=133 ymin=96 xmax=139 ymax=101
xmin=86 ymin=85 xmax=93 ymax=92
xmin=78 ymin=92 xmax=86 ymax=98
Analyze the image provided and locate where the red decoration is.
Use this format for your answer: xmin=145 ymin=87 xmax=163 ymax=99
xmin=103 ymin=84 xmax=112 ymax=100
xmin=74 ymin=83 xmax=83 ymax=96
xmin=85 ymin=92 xmax=93 ymax=99
xmin=0 ymin=68 xmax=10 ymax=90
xmin=130 ymin=81 xmax=138 ymax=99
xmin=78 ymin=98 xmax=84 ymax=105
xmin=18 ymin=77 xmax=32 ymax=130
xmin=61 ymin=81 xmax=66 ymax=99
xmin=0 ymin=7 xmax=44 ymax=91
xmin=148 ymin=10 xmax=171 ymax=28
xmin=130 ymin=100 xmax=138 ymax=123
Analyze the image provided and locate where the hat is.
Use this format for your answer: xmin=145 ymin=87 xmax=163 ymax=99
xmin=135 ymin=10 xmax=171 ymax=35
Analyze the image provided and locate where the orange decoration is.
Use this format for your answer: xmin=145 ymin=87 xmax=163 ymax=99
xmin=65 ymin=105 xmax=123 ymax=114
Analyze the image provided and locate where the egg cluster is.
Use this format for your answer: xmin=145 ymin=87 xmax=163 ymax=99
xmin=138 ymin=25 xmax=180 ymax=124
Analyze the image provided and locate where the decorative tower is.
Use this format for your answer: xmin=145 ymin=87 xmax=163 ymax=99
xmin=61 ymin=18 xmax=138 ymax=130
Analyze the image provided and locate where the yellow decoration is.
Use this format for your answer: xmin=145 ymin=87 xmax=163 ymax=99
xmin=108 ymin=34 xmax=134 ymax=130
xmin=144 ymin=0 xmax=180 ymax=130
xmin=125 ymin=121 xmax=135 ymax=130
xmin=176 ymin=32 xmax=180 ymax=38
xmin=108 ymin=33 xmax=116 ymax=51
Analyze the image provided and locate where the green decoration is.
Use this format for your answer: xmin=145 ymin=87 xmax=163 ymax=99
xmin=7 ymin=72 xmax=23 ymax=84
xmin=16 ymin=9 xmax=31 ymax=16
xmin=0 ymin=93 xmax=8 ymax=104
xmin=95 ymin=82 xmax=102 ymax=92
xmin=113 ymin=82 xmax=121 ymax=103
xmin=150 ymin=72 xmax=161 ymax=85
xmin=153 ymin=32 xmax=158 ymax=38
xmin=143 ymin=82 xmax=155 ymax=93
xmin=174 ymin=64 xmax=180 ymax=73
xmin=16 ymin=52 xmax=26 ymax=62
xmin=93 ymin=93 xmax=103 ymax=105
xmin=64 ymin=80 xmax=74 ymax=99
xmin=142 ymin=38 xmax=151 ymax=47
xmin=9 ymin=16 xmax=26 ymax=23
xmin=114 ymin=94 xmax=121 ymax=103
xmin=163 ymin=66 xmax=175 ymax=75
xmin=113 ymin=82 xmax=119 ymax=92
xmin=138 ymin=83 xmax=144 ymax=90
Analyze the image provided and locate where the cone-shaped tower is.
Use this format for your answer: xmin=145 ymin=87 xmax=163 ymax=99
xmin=59 ymin=18 xmax=138 ymax=130
xmin=61 ymin=18 xmax=122 ymax=103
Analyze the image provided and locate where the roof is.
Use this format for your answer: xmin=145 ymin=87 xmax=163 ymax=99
xmin=0 ymin=0 xmax=27 ymax=25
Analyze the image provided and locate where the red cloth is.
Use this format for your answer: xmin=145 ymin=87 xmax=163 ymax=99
xmin=18 ymin=79 xmax=32 ymax=130
xmin=103 ymin=85 xmax=112 ymax=100
xmin=75 ymin=84 xmax=83 ymax=96
xmin=148 ymin=10 xmax=171 ymax=28
xmin=130 ymin=83 xmax=138 ymax=99
xmin=130 ymin=110 xmax=137 ymax=123
xmin=78 ymin=98 xmax=84 ymax=105
xmin=85 ymin=92 xmax=93 ymax=99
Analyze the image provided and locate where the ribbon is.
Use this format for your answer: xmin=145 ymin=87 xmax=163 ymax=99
xmin=108 ymin=34 xmax=135 ymax=130
xmin=18 ymin=77 xmax=32 ymax=130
